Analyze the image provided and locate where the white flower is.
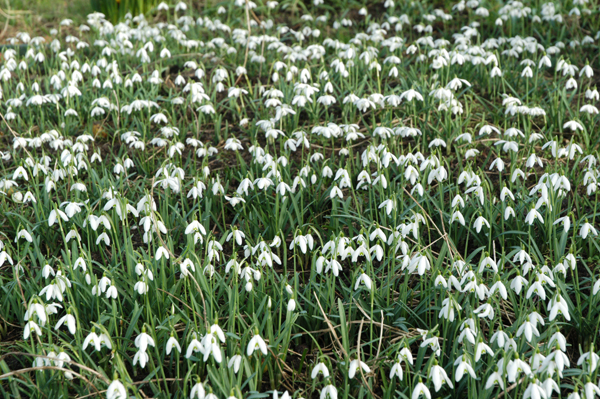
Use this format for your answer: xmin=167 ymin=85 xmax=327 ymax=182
xmin=523 ymin=380 xmax=547 ymax=399
xmin=48 ymin=209 xmax=69 ymax=226
xmin=321 ymin=385 xmax=338 ymax=399
xmin=133 ymin=349 xmax=149 ymax=368
xmin=379 ymin=199 xmax=395 ymax=215
xmin=135 ymin=332 xmax=155 ymax=352
xmin=330 ymin=185 xmax=343 ymax=199
xmin=474 ymin=303 xmax=495 ymax=320
xmin=510 ymin=275 xmax=529 ymax=295
xmin=429 ymin=363 xmax=453 ymax=391
xmin=473 ymin=216 xmax=490 ymax=233
xmin=412 ymin=382 xmax=431 ymax=399
xmin=287 ymin=299 xmax=297 ymax=312
xmin=390 ymin=360 xmax=403 ymax=380
xmin=548 ymin=294 xmax=570 ymax=321
xmin=348 ymin=359 xmax=370 ymax=379
xmin=554 ymin=216 xmax=571 ymax=232
xmin=455 ymin=358 xmax=476 ymax=382
xmin=585 ymin=381 xmax=600 ymax=399
xmin=354 ymin=273 xmax=373 ymax=291
xmin=228 ymin=354 xmax=242 ymax=373
xmin=578 ymin=351 xmax=599 ymax=373
xmin=82 ymin=332 xmax=101 ymax=352
xmin=439 ymin=296 xmax=461 ymax=321
xmin=107 ymin=378 xmax=127 ymax=399
xmin=155 ymin=246 xmax=170 ymax=260
xmin=55 ymin=313 xmax=77 ymax=334
xmin=190 ymin=381 xmax=205 ymax=399
xmin=166 ymin=335 xmax=181 ymax=355
xmin=516 ymin=318 xmax=540 ymax=342
xmin=185 ymin=335 xmax=204 ymax=359
xmin=474 ymin=341 xmax=494 ymax=361
xmin=507 ymin=357 xmax=532 ymax=383
xmin=563 ymin=120 xmax=584 ymax=132
xmin=247 ymin=334 xmax=268 ymax=356
xmin=23 ymin=320 xmax=42 ymax=339
xmin=201 ymin=332 xmax=222 ymax=363
xmin=525 ymin=208 xmax=544 ymax=225
xmin=485 ymin=369 xmax=504 ymax=389
xmin=580 ymin=222 xmax=598 ymax=239
xmin=491 ymin=329 xmax=508 ymax=348
xmin=311 ymin=362 xmax=330 ymax=379
xmin=24 ymin=302 xmax=47 ymax=326
xmin=399 ymin=347 xmax=414 ymax=365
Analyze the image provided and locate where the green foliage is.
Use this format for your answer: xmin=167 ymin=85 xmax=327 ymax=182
xmin=0 ymin=0 xmax=600 ymax=399
xmin=90 ymin=0 xmax=160 ymax=23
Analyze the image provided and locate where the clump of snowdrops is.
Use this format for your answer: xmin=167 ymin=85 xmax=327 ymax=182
xmin=1 ymin=0 xmax=600 ymax=398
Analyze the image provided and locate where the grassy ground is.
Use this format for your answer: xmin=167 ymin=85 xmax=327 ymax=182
xmin=1 ymin=0 xmax=600 ymax=398
xmin=1 ymin=0 xmax=91 ymax=42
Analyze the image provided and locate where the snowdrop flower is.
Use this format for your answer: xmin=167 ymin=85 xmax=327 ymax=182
xmin=311 ymin=362 xmax=330 ymax=379
xmin=320 ymin=385 xmax=338 ymax=399
xmin=474 ymin=303 xmax=495 ymax=320
xmin=190 ymin=381 xmax=205 ymax=399
xmin=491 ymin=329 xmax=508 ymax=348
xmin=400 ymin=88 xmax=424 ymax=102
xmin=474 ymin=340 xmax=494 ymax=361
xmin=290 ymin=234 xmax=314 ymax=254
xmin=348 ymin=359 xmax=370 ymax=379
xmin=398 ymin=346 xmax=414 ymax=365
xmin=166 ymin=334 xmax=181 ymax=355
xmin=412 ymin=380 xmax=431 ymax=399
xmin=185 ymin=334 xmax=204 ymax=359
xmin=55 ymin=312 xmax=77 ymax=334
xmin=133 ymin=349 xmax=150 ymax=368
xmin=48 ymin=209 xmax=69 ymax=226
xmin=247 ymin=333 xmax=268 ymax=356
xmin=523 ymin=380 xmax=547 ymax=399
xmin=155 ymin=246 xmax=170 ymax=260
xmin=526 ymin=277 xmax=547 ymax=300
xmin=390 ymin=360 xmax=404 ymax=380
xmin=287 ymin=298 xmax=297 ymax=312
xmin=135 ymin=330 xmax=155 ymax=352
xmin=485 ymin=367 xmax=504 ymax=390
xmin=509 ymin=273 xmax=528 ymax=295
xmin=525 ymin=208 xmax=544 ymax=225
xmin=226 ymin=228 xmax=245 ymax=245
xmin=554 ymin=216 xmax=571 ymax=232
xmin=354 ymin=272 xmax=373 ymax=291
xmin=451 ymin=211 xmax=465 ymax=226
xmin=223 ymin=354 xmax=241 ymax=374
xmin=454 ymin=356 xmax=476 ymax=382
xmin=107 ymin=377 xmax=127 ymax=399
xmin=564 ymin=120 xmax=584 ymax=132
xmin=429 ymin=362 xmax=453 ymax=391
xmin=490 ymin=66 xmax=503 ymax=77
xmin=379 ymin=199 xmax=395 ymax=215
xmin=201 ymin=332 xmax=223 ymax=363
xmin=473 ymin=215 xmax=490 ymax=233
xmin=15 ymin=229 xmax=33 ymax=243
xmin=578 ymin=349 xmax=599 ymax=373
xmin=439 ymin=296 xmax=461 ymax=321
xmin=516 ymin=318 xmax=540 ymax=342
xmin=580 ymin=221 xmax=598 ymax=239
xmin=23 ymin=320 xmax=42 ymax=339
xmin=548 ymin=293 xmax=570 ymax=321
xmin=83 ymin=331 xmax=102 ymax=352
xmin=507 ymin=355 xmax=532 ymax=382
xmin=584 ymin=381 xmax=600 ymax=399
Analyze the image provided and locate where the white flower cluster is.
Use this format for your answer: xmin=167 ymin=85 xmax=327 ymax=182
xmin=2 ymin=0 xmax=600 ymax=399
